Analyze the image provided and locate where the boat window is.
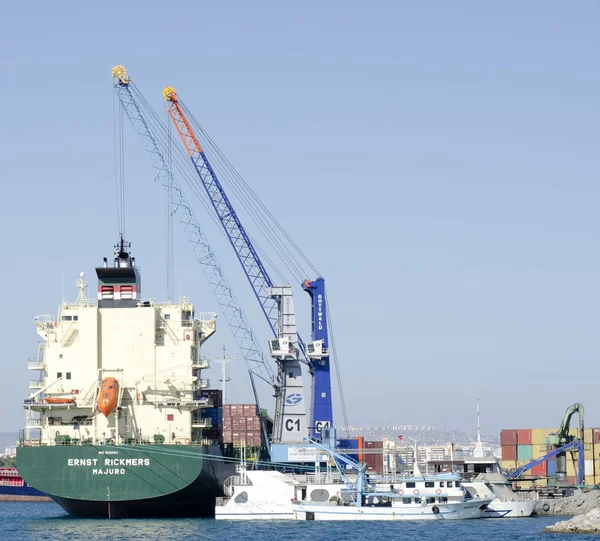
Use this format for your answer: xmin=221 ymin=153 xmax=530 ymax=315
xmin=440 ymin=497 xmax=448 ymax=503
xmin=66 ymin=372 xmax=71 ymax=380
xmin=414 ymin=497 xmax=421 ymax=504
xmin=427 ymin=497 xmax=435 ymax=504
xmin=439 ymin=482 xmax=445 ymax=487
xmin=447 ymin=482 xmax=453 ymax=488
xmin=402 ymin=498 xmax=411 ymax=504
xmin=425 ymin=481 xmax=434 ymax=488
xmin=406 ymin=482 xmax=416 ymax=488
xmin=73 ymin=315 xmax=78 ymax=321
xmin=455 ymin=481 xmax=461 ymax=487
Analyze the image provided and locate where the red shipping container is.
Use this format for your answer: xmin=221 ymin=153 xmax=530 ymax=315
xmin=502 ymin=445 xmax=517 ymax=461
xmin=567 ymin=476 xmax=577 ymax=486
xmin=365 ymin=441 xmax=384 ymax=449
xmin=517 ymin=429 xmax=532 ymax=445
xmin=232 ymin=418 xmax=247 ymax=430
xmin=593 ymin=429 xmax=600 ymax=444
xmin=222 ymin=430 xmax=232 ymax=443
xmin=223 ymin=404 xmax=232 ymax=416
xmin=500 ymin=430 xmax=517 ymax=446
xmin=230 ymin=405 xmax=241 ymax=415
xmin=531 ymin=462 xmax=547 ymax=476
xmin=243 ymin=405 xmax=255 ymax=415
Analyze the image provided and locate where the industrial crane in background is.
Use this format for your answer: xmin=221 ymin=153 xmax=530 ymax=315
xmin=507 ymin=403 xmax=585 ymax=486
xmin=112 ymin=66 xmax=344 ymax=459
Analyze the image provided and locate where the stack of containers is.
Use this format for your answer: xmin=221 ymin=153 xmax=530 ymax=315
xmin=501 ymin=426 xmax=600 ymax=486
xmin=198 ymin=389 xmax=223 ymax=441
xmin=500 ymin=429 xmax=517 ymax=471
xmin=364 ymin=441 xmax=384 ymax=472
xmin=222 ymin=404 xmax=262 ymax=447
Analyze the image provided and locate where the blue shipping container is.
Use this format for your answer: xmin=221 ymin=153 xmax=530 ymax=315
xmin=548 ymin=460 xmax=557 ymax=476
xmin=336 ymin=438 xmax=358 ymax=462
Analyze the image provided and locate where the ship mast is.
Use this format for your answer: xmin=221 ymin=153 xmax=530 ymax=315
xmin=215 ymin=346 xmax=232 ymax=405
xmin=474 ymin=397 xmax=484 ymax=458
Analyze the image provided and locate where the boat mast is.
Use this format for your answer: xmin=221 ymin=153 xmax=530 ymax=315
xmin=474 ymin=397 xmax=484 ymax=458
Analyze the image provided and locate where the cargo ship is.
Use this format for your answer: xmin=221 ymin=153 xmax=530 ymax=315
xmin=0 ymin=468 xmax=50 ymax=501
xmin=17 ymin=238 xmax=236 ymax=517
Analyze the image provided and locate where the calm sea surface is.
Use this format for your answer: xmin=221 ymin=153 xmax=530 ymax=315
xmin=0 ymin=502 xmax=591 ymax=541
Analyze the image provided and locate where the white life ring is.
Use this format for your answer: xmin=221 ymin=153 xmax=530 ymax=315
xmin=436 ymin=489 xmax=442 ymax=495
xmin=398 ymin=489 xmax=404 ymax=495
xmin=185 ymin=438 xmax=191 ymax=444
xmin=413 ymin=489 xmax=419 ymax=495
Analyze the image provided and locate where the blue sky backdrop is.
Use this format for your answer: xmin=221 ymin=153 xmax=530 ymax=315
xmin=0 ymin=1 xmax=598 ymax=436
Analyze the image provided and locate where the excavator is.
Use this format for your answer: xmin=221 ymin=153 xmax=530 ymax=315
xmin=506 ymin=402 xmax=585 ymax=486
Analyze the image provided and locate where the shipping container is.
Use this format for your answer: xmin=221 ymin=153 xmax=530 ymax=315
xmin=532 ymin=428 xmax=552 ymax=445
xmin=365 ymin=441 xmax=384 ymax=449
xmin=517 ymin=429 xmax=532 ymax=445
xmin=502 ymin=445 xmax=517 ymax=461
xmin=532 ymin=444 xmax=550 ymax=459
xmin=517 ymin=445 xmax=533 ymax=461
xmin=594 ymin=429 xmax=600 ymax=445
xmin=223 ymin=404 xmax=232 ymax=417
xmin=500 ymin=430 xmax=517 ymax=446
xmin=585 ymin=460 xmax=594 ymax=477
xmin=516 ymin=460 xmax=532 ymax=469
xmin=337 ymin=438 xmax=359 ymax=462
xmin=531 ymin=462 xmax=547 ymax=476
xmin=548 ymin=460 xmax=557 ymax=476
xmin=567 ymin=476 xmax=577 ymax=486
xmin=500 ymin=460 xmax=517 ymax=471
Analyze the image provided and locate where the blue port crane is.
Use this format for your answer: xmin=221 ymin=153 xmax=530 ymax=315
xmin=111 ymin=66 xmax=275 ymax=451
xmin=161 ymin=86 xmax=334 ymax=440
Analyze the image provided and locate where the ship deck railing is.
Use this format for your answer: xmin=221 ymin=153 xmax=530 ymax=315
xmin=19 ymin=438 xmax=221 ymax=448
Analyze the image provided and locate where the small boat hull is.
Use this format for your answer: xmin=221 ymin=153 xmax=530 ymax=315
xmin=291 ymin=499 xmax=493 ymax=521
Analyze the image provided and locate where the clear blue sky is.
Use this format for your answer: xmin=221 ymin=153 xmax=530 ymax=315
xmin=0 ymin=1 xmax=598 ymax=436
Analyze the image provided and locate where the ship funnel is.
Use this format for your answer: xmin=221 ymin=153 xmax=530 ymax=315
xmin=96 ymin=236 xmax=142 ymax=307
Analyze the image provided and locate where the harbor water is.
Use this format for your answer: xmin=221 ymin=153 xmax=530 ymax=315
xmin=0 ymin=502 xmax=593 ymax=540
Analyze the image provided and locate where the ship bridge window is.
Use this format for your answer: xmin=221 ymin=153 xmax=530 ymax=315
xmin=440 ymin=497 xmax=448 ymax=503
xmin=425 ymin=481 xmax=434 ymax=488
xmin=406 ymin=482 xmax=416 ymax=488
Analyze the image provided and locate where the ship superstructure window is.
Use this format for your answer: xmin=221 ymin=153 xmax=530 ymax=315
xmin=447 ymin=482 xmax=453 ymax=488
xmin=406 ymin=482 xmax=416 ymax=488
xmin=164 ymin=314 xmax=171 ymax=320
xmin=73 ymin=315 xmax=78 ymax=321
xmin=402 ymin=498 xmax=411 ymax=504
xmin=57 ymin=372 xmax=62 ymax=379
xmin=62 ymin=315 xmax=72 ymax=321
xmin=455 ymin=481 xmax=461 ymax=487
xmin=167 ymin=414 xmax=174 ymax=421
xmin=66 ymin=372 xmax=71 ymax=380
xmin=439 ymin=482 xmax=445 ymax=487
xmin=182 ymin=310 xmax=192 ymax=327
xmin=425 ymin=481 xmax=434 ymax=488
xmin=426 ymin=497 xmax=435 ymax=504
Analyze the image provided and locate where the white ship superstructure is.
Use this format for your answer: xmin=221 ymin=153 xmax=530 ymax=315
xmin=24 ymin=237 xmax=217 ymax=447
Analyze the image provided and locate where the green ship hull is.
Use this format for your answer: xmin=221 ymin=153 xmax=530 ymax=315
xmin=17 ymin=444 xmax=234 ymax=518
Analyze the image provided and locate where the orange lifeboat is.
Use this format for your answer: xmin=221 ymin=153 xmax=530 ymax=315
xmin=45 ymin=397 xmax=74 ymax=404
xmin=97 ymin=377 xmax=119 ymax=417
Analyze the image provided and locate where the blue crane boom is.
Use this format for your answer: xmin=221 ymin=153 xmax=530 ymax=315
xmin=110 ymin=66 xmax=275 ymax=387
xmin=162 ymin=86 xmax=334 ymax=439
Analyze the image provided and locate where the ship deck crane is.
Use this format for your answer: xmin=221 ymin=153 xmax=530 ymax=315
xmin=162 ymin=86 xmax=334 ymax=441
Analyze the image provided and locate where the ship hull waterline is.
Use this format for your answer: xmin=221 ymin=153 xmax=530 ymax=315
xmin=17 ymin=444 xmax=235 ymax=518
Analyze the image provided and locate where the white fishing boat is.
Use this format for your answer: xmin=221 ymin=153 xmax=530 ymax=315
xmin=217 ymin=440 xmax=492 ymax=521
xmin=292 ymin=472 xmax=492 ymax=521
